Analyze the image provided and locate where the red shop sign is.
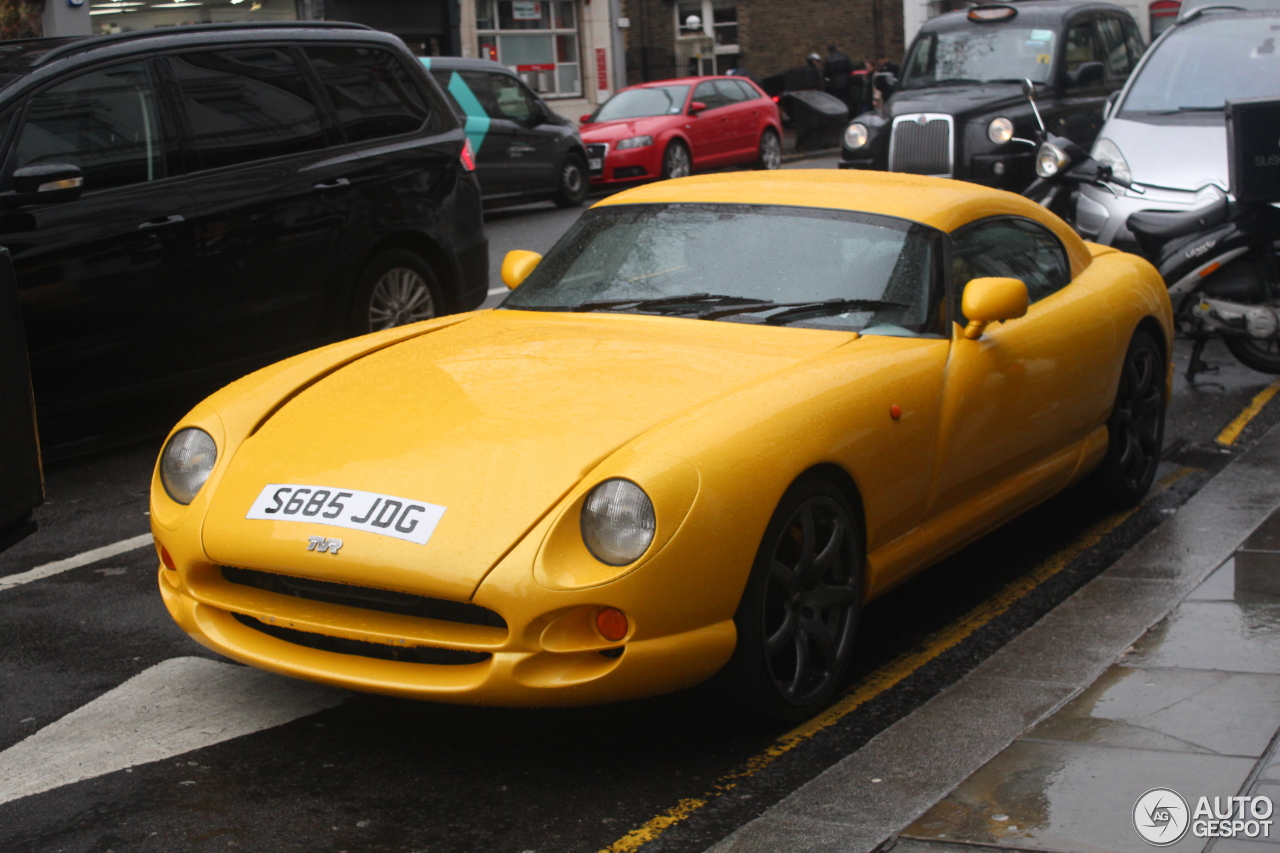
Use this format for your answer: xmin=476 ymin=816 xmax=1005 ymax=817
xmin=516 ymin=63 xmax=556 ymax=72
xmin=596 ymin=47 xmax=608 ymax=91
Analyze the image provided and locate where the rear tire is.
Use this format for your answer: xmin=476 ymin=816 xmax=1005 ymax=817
xmin=553 ymin=153 xmax=588 ymax=208
xmin=755 ymin=128 xmax=782 ymax=170
xmin=1223 ymin=336 xmax=1280 ymax=374
xmin=350 ymin=249 xmax=442 ymax=335
xmin=720 ymin=474 xmax=862 ymax=722
xmin=1087 ymin=330 xmax=1166 ymax=509
xmin=661 ymin=140 xmax=692 ymax=180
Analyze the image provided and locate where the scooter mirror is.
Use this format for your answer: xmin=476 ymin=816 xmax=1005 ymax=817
xmin=1021 ymin=78 xmax=1035 ymax=100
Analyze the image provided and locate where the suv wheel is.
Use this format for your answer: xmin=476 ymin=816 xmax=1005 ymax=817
xmin=553 ymin=153 xmax=588 ymax=208
xmin=352 ymin=249 xmax=442 ymax=334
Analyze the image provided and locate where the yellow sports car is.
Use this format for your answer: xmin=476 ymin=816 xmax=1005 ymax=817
xmin=152 ymin=171 xmax=1172 ymax=720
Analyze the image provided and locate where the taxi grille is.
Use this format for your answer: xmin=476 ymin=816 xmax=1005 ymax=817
xmin=221 ymin=566 xmax=506 ymax=629
xmin=231 ymin=613 xmax=490 ymax=665
xmin=889 ymin=114 xmax=953 ymax=176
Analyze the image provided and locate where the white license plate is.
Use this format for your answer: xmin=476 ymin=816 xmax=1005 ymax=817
xmin=588 ymin=158 xmax=603 ymax=170
xmin=245 ymin=484 xmax=446 ymax=546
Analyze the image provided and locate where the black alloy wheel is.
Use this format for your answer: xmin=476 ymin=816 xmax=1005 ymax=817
xmin=725 ymin=474 xmax=862 ymax=721
xmin=553 ymin=153 xmax=588 ymax=208
xmin=351 ymin=248 xmax=443 ymax=335
xmin=1091 ymin=330 xmax=1166 ymax=508
xmin=1223 ymin=336 xmax=1280 ymax=375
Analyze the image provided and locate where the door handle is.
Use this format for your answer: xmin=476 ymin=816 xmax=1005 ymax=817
xmin=312 ymin=178 xmax=350 ymax=191
xmin=138 ymin=215 xmax=185 ymax=230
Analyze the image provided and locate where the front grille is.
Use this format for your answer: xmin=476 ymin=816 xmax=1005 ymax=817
xmin=614 ymin=166 xmax=647 ymax=179
xmin=221 ymin=566 xmax=506 ymax=629
xmin=585 ymin=143 xmax=607 ymax=176
xmin=889 ymin=114 xmax=953 ymax=176
xmin=232 ymin=613 xmax=490 ymax=665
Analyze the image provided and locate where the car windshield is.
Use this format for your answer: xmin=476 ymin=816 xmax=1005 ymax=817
xmin=1120 ymin=16 xmax=1280 ymax=114
xmin=500 ymin=203 xmax=940 ymax=335
xmin=593 ymin=85 xmax=691 ymax=121
xmin=900 ymin=26 xmax=1056 ymax=89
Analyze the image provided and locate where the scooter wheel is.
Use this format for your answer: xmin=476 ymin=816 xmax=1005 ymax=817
xmin=1224 ymin=336 xmax=1280 ymax=374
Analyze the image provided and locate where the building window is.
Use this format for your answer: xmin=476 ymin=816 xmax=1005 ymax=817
xmin=674 ymin=0 xmax=738 ymax=75
xmin=476 ymin=0 xmax=581 ymax=98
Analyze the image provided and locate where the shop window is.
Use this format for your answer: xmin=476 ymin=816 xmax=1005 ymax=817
xmin=476 ymin=0 xmax=581 ymax=97
xmin=1150 ymin=0 xmax=1180 ymax=38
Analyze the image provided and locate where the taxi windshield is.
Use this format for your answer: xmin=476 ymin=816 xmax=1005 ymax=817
xmin=900 ymin=26 xmax=1056 ymax=89
xmin=500 ymin=203 xmax=941 ymax=335
xmin=593 ymin=85 xmax=691 ymax=121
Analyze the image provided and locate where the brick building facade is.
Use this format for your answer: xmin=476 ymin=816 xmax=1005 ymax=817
xmin=621 ymin=0 xmax=904 ymax=85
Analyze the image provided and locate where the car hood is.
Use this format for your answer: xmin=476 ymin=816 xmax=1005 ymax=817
xmin=1100 ymin=114 xmax=1227 ymax=192
xmin=581 ymin=116 xmax=679 ymax=143
xmin=886 ymin=82 xmax=1026 ymax=121
xmin=200 ymin=310 xmax=853 ymax=601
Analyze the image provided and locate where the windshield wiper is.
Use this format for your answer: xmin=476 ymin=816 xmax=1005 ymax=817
xmin=572 ymin=293 xmax=760 ymax=313
xmin=764 ymin=299 xmax=905 ymax=325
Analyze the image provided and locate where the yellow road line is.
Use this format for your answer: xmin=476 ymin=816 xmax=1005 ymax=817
xmin=1217 ymin=378 xmax=1280 ymax=446
xmin=599 ymin=467 xmax=1195 ymax=853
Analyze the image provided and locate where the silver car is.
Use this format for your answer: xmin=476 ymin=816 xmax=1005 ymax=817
xmin=1075 ymin=4 xmax=1280 ymax=248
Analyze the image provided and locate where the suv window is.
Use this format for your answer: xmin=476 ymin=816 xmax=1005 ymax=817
xmin=1097 ymin=17 xmax=1133 ymax=78
xmin=304 ymin=46 xmax=435 ymax=143
xmin=951 ymin=218 xmax=1070 ymax=306
xmin=692 ymin=81 xmax=730 ymax=110
xmin=170 ymin=48 xmax=326 ymax=171
xmin=13 ymin=61 xmax=163 ymax=193
xmin=1064 ymin=21 xmax=1104 ymax=77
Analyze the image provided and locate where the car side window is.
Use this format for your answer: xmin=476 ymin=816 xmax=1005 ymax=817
xmin=488 ymin=73 xmax=538 ymax=121
xmin=951 ymin=217 xmax=1071 ymax=310
xmin=714 ymin=79 xmax=747 ymax=103
xmin=1063 ymin=21 xmax=1103 ymax=77
xmin=729 ymin=79 xmax=761 ymax=101
xmin=1097 ymin=17 xmax=1133 ymax=78
xmin=13 ymin=61 xmax=163 ymax=193
xmin=303 ymin=46 xmax=437 ymax=144
xmin=692 ymin=81 xmax=730 ymax=110
xmin=170 ymin=48 xmax=325 ymax=172
xmin=1121 ymin=19 xmax=1146 ymax=69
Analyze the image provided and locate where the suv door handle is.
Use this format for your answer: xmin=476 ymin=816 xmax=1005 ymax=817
xmin=138 ymin=215 xmax=185 ymax=230
xmin=313 ymin=178 xmax=350 ymax=191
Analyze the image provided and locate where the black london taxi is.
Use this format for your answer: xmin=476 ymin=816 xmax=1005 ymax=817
xmin=0 ymin=23 xmax=488 ymax=457
xmin=0 ymin=248 xmax=42 ymax=554
xmin=839 ymin=1 xmax=1144 ymax=192
xmin=422 ymin=57 xmax=590 ymax=208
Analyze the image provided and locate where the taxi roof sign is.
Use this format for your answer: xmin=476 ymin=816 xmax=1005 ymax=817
xmin=968 ymin=5 xmax=1018 ymax=21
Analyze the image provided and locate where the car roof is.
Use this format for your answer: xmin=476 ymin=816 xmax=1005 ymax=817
xmin=923 ymin=0 xmax=1134 ymax=31
xmin=420 ymin=56 xmax=521 ymax=76
xmin=628 ymin=76 xmax=742 ymax=89
xmin=592 ymin=170 xmax=1092 ymax=275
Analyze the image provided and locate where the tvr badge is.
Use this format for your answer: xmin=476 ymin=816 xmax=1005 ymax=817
xmin=307 ymin=536 xmax=343 ymax=554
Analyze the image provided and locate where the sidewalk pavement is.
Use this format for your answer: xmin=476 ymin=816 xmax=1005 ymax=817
xmin=710 ymin=421 xmax=1280 ymax=853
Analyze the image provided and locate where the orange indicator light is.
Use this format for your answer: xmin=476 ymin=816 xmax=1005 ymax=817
xmin=890 ymin=404 xmax=902 ymax=420
xmin=596 ymin=607 xmax=629 ymax=642
xmin=1199 ymin=262 xmax=1221 ymax=278
xmin=159 ymin=544 xmax=176 ymax=571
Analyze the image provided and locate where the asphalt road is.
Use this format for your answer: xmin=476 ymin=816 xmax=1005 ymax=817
xmin=3 ymin=159 xmax=1279 ymax=853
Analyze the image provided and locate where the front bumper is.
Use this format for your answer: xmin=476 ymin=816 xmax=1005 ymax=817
xmin=587 ymin=142 xmax=661 ymax=185
xmin=1076 ymin=183 xmax=1210 ymax=249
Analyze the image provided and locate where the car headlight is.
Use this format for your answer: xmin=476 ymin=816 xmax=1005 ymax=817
xmin=1035 ymin=141 xmax=1070 ymax=178
xmin=1091 ymin=137 xmax=1132 ymax=184
xmin=987 ymin=117 xmax=1014 ymax=145
xmin=580 ymin=479 xmax=655 ymax=566
xmin=615 ymin=135 xmax=654 ymax=150
xmin=843 ymin=122 xmax=869 ymax=149
xmin=160 ymin=427 xmax=218 ymax=505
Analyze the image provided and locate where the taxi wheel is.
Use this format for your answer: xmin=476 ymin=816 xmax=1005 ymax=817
xmin=553 ymin=153 xmax=588 ymax=208
xmin=725 ymin=474 xmax=862 ymax=722
xmin=661 ymin=141 xmax=691 ymax=180
xmin=1090 ymin=330 xmax=1165 ymax=508
xmin=755 ymin=128 xmax=782 ymax=170
xmin=351 ymin=249 xmax=442 ymax=335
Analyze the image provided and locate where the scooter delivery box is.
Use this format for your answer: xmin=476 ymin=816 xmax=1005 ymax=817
xmin=1227 ymin=96 xmax=1280 ymax=203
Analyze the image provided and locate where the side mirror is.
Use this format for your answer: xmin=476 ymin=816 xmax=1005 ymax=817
xmin=873 ymin=72 xmax=898 ymax=98
xmin=688 ymin=101 xmax=708 ymax=115
xmin=961 ymin=277 xmax=1028 ymax=339
xmin=1021 ymin=78 xmax=1036 ymax=100
xmin=501 ymin=249 xmax=542 ymax=289
xmin=9 ymin=164 xmax=83 ymax=205
xmin=579 ymin=114 xmax=593 ymax=124
xmin=526 ymin=101 xmax=547 ymax=126
xmin=1066 ymin=61 xmax=1104 ymax=88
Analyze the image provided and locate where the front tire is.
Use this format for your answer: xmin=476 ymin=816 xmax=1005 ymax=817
xmin=1088 ymin=330 xmax=1166 ymax=508
xmin=553 ymin=153 xmax=588 ymax=208
xmin=755 ymin=128 xmax=782 ymax=170
xmin=722 ymin=474 xmax=862 ymax=721
xmin=661 ymin=140 xmax=692 ymax=180
xmin=351 ymin=249 xmax=442 ymax=335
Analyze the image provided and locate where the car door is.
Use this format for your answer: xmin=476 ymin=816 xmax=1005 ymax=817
xmin=0 ymin=58 xmax=200 ymax=421
xmin=1044 ymin=17 xmax=1110 ymax=148
xmin=713 ymin=79 xmax=758 ymax=160
xmin=164 ymin=45 xmax=345 ymax=372
xmin=686 ymin=80 xmax=734 ymax=166
xmin=483 ymin=72 xmax=560 ymax=192
xmin=928 ymin=217 xmax=1117 ymax=521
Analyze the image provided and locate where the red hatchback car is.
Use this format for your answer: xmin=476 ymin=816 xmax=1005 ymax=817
xmin=580 ymin=76 xmax=783 ymax=186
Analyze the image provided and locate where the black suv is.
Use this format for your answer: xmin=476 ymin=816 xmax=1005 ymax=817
xmin=424 ymin=57 xmax=589 ymax=208
xmin=0 ymin=23 xmax=487 ymax=455
xmin=840 ymin=1 xmax=1143 ymax=192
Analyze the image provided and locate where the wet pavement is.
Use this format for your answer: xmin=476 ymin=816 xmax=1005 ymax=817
xmin=711 ymin=420 xmax=1280 ymax=853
